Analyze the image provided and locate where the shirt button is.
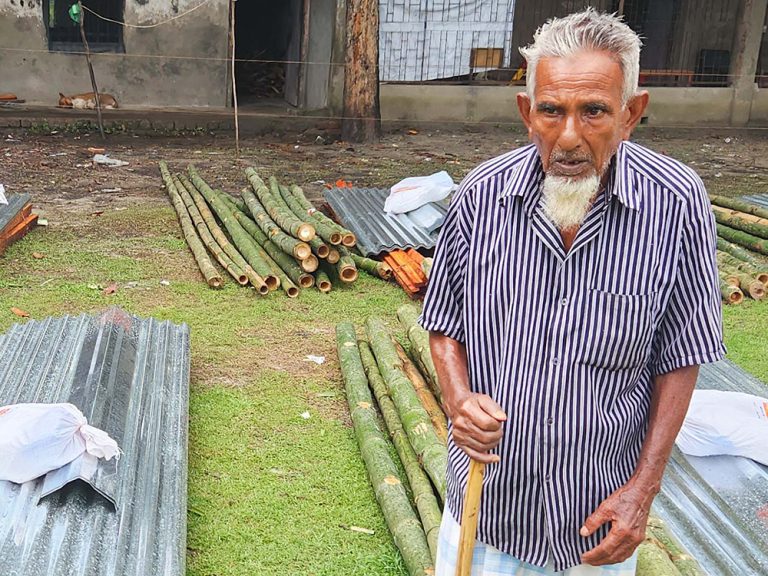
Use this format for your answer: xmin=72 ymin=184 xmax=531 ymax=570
xmin=560 ymin=298 xmax=568 ymax=306
xmin=545 ymin=474 xmax=552 ymax=482
xmin=552 ymin=357 xmax=559 ymax=366
xmin=547 ymin=418 xmax=554 ymax=426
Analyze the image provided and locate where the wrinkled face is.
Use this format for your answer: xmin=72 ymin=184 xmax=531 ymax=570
xmin=518 ymin=50 xmax=637 ymax=183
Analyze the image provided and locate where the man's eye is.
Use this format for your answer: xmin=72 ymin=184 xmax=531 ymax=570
xmin=585 ymin=106 xmax=606 ymax=118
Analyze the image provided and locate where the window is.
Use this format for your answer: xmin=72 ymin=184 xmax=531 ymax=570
xmin=44 ymin=0 xmax=124 ymax=52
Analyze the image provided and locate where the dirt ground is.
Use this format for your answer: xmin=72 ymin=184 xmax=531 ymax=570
xmin=1 ymin=124 xmax=766 ymax=229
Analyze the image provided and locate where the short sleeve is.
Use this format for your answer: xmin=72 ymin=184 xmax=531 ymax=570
xmin=651 ymin=179 xmax=726 ymax=375
xmin=419 ymin=184 xmax=475 ymax=343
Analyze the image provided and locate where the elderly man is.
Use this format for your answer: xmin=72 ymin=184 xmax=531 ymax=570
xmin=420 ymin=9 xmax=725 ymax=576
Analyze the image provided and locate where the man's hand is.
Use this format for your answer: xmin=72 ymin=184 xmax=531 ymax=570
xmin=579 ymin=481 xmax=653 ymax=565
xmin=445 ymin=392 xmax=506 ymax=464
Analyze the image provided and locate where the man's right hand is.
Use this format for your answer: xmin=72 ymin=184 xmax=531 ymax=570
xmin=445 ymin=392 xmax=506 ymax=464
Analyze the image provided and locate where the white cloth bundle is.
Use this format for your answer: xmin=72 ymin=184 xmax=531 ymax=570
xmin=0 ymin=403 xmax=120 ymax=484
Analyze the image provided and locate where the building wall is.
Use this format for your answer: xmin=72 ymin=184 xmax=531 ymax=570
xmin=0 ymin=0 xmax=230 ymax=107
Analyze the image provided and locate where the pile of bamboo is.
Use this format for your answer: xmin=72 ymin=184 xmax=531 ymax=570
xmin=337 ymin=304 xmax=705 ymax=576
xmin=711 ymin=195 xmax=768 ymax=305
xmin=160 ymin=162 xmax=392 ymax=296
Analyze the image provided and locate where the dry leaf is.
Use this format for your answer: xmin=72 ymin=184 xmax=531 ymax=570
xmin=10 ymin=307 xmax=29 ymax=318
xmin=103 ymin=282 xmax=118 ymax=295
xmin=32 ymin=252 xmax=45 ymax=259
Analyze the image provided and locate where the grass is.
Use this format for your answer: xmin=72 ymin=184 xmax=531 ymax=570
xmin=1 ymin=202 xmax=766 ymax=576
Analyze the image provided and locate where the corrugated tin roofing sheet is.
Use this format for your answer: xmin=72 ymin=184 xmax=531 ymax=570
xmin=655 ymin=360 xmax=768 ymax=576
xmin=325 ymin=187 xmax=446 ymax=257
xmin=0 ymin=308 xmax=190 ymax=576
xmin=0 ymin=193 xmax=31 ymax=231
xmin=740 ymin=194 xmax=768 ymax=210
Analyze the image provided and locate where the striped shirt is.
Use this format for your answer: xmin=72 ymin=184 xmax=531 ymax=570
xmin=420 ymin=141 xmax=725 ymax=571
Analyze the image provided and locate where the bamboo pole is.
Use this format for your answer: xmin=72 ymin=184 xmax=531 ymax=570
xmin=717 ymin=224 xmax=768 ymax=256
xmin=327 ymin=247 xmax=341 ymax=264
xmin=187 ymin=168 xmax=280 ymax=291
xmin=171 ymin=174 xmax=250 ymax=286
xmin=218 ymin=193 xmax=315 ymax=289
xmin=241 ymin=186 xmax=312 ymax=260
xmin=351 ymin=252 xmax=393 ymax=280
xmin=366 ymin=317 xmax=448 ymax=501
xmin=177 ymin=174 xmax=269 ymax=294
xmin=287 ymin=183 xmax=357 ymax=246
xmin=716 ymin=237 xmax=768 ymax=269
xmin=316 ymin=268 xmax=332 ymax=293
xmin=394 ymin=340 xmax=448 ymax=443
xmin=646 ymin=516 xmax=706 ymax=576
xmin=337 ymin=246 xmax=359 ymax=283
xmin=159 ymin=162 xmax=222 ymax=288
xmin=279 ymin=184 xmax=343 ymax=245
xmin=717 ymin=250 xmax=768 ymax=284
xmin=713 ymin=207 xmax=768 ymax=240
xmin=245 ymin=169 xmax=316 ymax=242
xmin=397 ymin=304 xmax=441 ymax=403
xmin=359 ymin=341 xmax=441 ymax=562
xmin=77 ymin=2 xmax=105 ymax=140
xmin=712 ymin=205 xmax=768 ymax=227
xmin=336 ymin=323 xmax=434 ymax=576
xmin=309 ymin=236 xmax=331 ymax=259
xmin=300 ymin=254 xmax=320 ymax=273
xmin=710 ymin=194 xmax=768 ymax=220
xmin=719 ymin=264 xmax=764 ymax=299
xmin=719 ymin=278 xmax=744 ymax=304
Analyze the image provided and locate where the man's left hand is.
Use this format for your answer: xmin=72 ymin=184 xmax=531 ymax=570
xmin=579 ymin=481 xmax=653 ymax=565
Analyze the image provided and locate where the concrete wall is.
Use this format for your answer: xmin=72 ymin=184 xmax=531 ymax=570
xmin=380 ymin=84 xmax=768 ymax=126
xmin=0 ymin=0 xmax=230 ymax=107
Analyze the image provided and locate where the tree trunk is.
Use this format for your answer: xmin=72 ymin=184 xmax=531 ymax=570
xmin=335 ymin=323 xmax=434 ymax=576
xmin=359 ymin=341 xmax=442 ymax=562
xmin=342 ymin=0 xmax=381 ymax=143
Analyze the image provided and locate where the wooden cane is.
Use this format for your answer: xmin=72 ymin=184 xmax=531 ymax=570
xmin=455 ymin=459 xmax=486 ymax=576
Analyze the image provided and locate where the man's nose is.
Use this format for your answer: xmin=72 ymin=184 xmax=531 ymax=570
xmin=557 ymin=114 xmax=582 ymax=151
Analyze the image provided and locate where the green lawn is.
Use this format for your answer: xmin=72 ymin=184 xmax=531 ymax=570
xmin=0 ymin=203 xmax=765 ymax=576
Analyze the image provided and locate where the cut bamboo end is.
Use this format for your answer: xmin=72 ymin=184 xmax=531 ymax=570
xmin=316 ymin=243 xmax=330 ymax=259
xmin=265 ymin=275 xmax=280 ymax=291
xmin=327 ymin=249 xmax=341 ymax=264
xmin=300 ymin=254 xmax=319 ymax=273
xmin=207 ymin=277 xmax=223 ymax=289
xmin=318 ymin=278 xmax=332 ymax=293
xmin=758 ymin=273 xmax=768 ymax=285
xmin=236 ymin=274 xmax=249 ymax=285
xmin=340 ymin=266 xmax=358 ymax=283
xmin=329 ymin=231 xmax=342 ymax=245
xmin=294 ymin=243 xmax=312 ymax=261
xmin=255 ymin=284 xmax=269 ymax=295
xmin=378 ymin=263 xmax=393 ymax=280
xmin=299 ymin=274 xmax=315 ymax=288
xmin=297 ymin=223 xmax=316 ymax=242
xmin=729 ymin=291 xmax=744 ymax=304
xmin=285 ymin=285 xmax=299 ymax=298
xmin=341 ymin=233 xmax=357 ymax=247
xmin=748 ymin=282 xmax=765 ymax=300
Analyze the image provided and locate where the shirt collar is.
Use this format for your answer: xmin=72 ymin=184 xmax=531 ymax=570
xmin=498 ymin=141 xmax=641 ymax=212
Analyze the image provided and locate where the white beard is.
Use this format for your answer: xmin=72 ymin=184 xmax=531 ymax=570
xmin=541 ymin=173 xmax=601 ymax=230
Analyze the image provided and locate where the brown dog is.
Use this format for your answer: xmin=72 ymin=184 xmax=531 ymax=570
xmin=58 ymin=92 xmax=118 ymax=110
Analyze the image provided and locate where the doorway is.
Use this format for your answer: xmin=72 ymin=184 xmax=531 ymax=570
xmin=234 ymin=0 xmax=304 ymax=106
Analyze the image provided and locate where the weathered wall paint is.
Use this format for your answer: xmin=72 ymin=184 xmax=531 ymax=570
xmin=0 ymin=0 xmax=229 ymax=106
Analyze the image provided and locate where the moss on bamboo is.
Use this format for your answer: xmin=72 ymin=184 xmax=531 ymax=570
xmin=159 ymin=162 xmax=222 ymax=288
xmin=337 ymin=246 xmax=359 ymax=283
xmin=244 ymin=168 xmax=316 ymax=242
xmin=359 ymin=341 xmax=441 ymax=562
xmin=279 ymin=184 xmax=342 ymax=245
xmin=288 ymin=183 xmax=357 ymax=246
xmin=336 ymin=323 xmax=434 ymax=576
xmin=719 ymin=278 xmax=744 ymax=304
xmin=366 ymin=317 xmax=448 ymax=501
xmin=710 ymin=195 xmax=768 ymax=221
xmin=713 ymin=207 xmax=768 ymax=240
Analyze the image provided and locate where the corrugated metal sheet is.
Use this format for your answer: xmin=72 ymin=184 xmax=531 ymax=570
xmin=655 ymin=360 xmax=768 ymax=576
xmin=740 ymin=194 xmax=768 ymax=210
xmin=0 ymin=308 xmax=190 ymax=576
xmin=325 ymin=187 xmax=445 ymax=257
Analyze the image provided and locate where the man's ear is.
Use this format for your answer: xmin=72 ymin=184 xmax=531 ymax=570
xmin=622 ymin=90 xmax=649 ymax=139
xmin=517 ymin=92 xmax=533 ymax=139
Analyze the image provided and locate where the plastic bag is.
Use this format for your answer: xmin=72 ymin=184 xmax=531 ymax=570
xmin=676 ymin=390 xmax=768 ymax=465
xmin=0 ymin=403 xmax=120 ymax=484
xmin=384 ymin=171 xmax=455 ymax=214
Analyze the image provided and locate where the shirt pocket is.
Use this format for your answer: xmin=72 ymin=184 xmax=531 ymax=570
xmin=578 ymin=289 xmax=657 ymax=371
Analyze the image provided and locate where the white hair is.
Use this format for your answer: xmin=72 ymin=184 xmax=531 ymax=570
xmin=519 ymin=8 xmax=642 ymax=105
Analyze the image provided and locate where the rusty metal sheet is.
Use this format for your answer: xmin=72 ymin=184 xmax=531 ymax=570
xmin=0 ymin=308 xmax=190 ymax=576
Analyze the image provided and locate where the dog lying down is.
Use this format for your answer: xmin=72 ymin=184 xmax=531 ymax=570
xmin=58 ymin=92 xmax=118 ymax=109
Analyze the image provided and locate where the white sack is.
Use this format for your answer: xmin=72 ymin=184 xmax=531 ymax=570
xmin=676 ymin=389 xmax=768 ymax=465
xmin=0 ymin=403 xmax=120 ymax=484
xmin=384 ymin=171 xmax=455 ymax=214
